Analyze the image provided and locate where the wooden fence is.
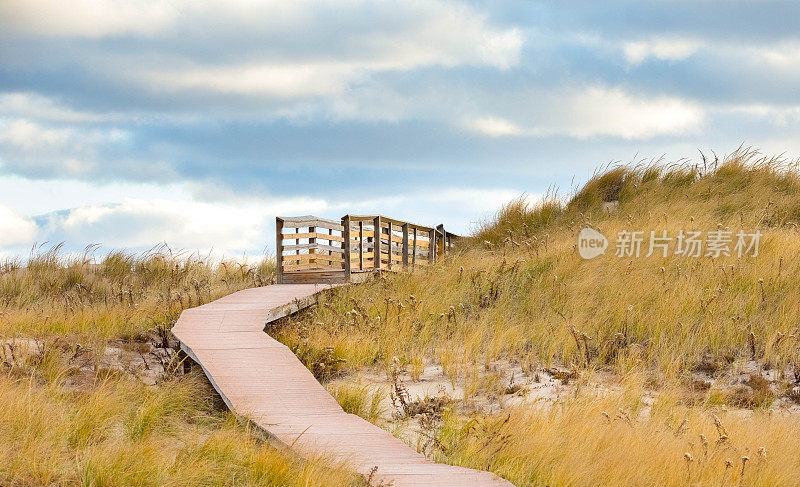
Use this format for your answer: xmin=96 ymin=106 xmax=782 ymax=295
xmin=276 ymin=215 xmax=459 ymax=284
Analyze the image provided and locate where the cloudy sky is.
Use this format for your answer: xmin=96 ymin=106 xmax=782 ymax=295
xmin=1 ymin=0 xmax=799 ymax=259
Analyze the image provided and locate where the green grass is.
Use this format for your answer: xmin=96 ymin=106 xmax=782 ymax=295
xmin=327 ymin=382 xmax=386 ymax=423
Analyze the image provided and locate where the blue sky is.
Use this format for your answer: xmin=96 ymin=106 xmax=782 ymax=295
xmin=1 ymin=0 xmax=799 ymax=259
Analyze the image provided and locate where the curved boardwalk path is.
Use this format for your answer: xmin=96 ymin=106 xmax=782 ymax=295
xmin=172 ymin=284 xmax=513 ymax=487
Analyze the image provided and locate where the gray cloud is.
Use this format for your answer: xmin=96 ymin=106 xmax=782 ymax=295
xmin=1 ymin=1 xmax=800 ymax=256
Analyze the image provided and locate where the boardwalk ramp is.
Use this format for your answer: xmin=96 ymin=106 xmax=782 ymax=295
xmin=172 ymin=284 xmax=513 ymax=486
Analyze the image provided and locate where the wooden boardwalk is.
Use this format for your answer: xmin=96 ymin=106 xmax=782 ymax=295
xmin=172 ymin=284 xmax=513 ymax=486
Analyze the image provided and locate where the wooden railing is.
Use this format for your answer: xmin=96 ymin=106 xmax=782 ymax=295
xmin=276 ymin=214 xmax=458 ymax=284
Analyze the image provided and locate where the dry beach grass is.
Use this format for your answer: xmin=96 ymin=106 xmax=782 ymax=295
xmin=0 ymin=249 xmax=364 ymax=486
xmin=285 ymin=149 xmax=800 ymax=381
xmin=280 ymin=148 xmax=800 ymax=486
xmin=4 ymin=148 xmax=800 ymax=485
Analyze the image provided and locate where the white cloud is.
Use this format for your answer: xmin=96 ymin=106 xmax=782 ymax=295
xmin=0 ymin=206 xmax=36 ymax=246
xmin=564 ymin=87 xmax=704 ymax=139
xmin=336 ymin=187 xmax=518 ymax=215
xmin=0 ymin=119 xmax=128 ymax=153
xmin=0 ymin=183 xmax=519 ymax=257
xmin=467 ymin=117 xmax=525 ymax=137
xmin=145 ymin=22 xmax=522 ymax=98
xmin=467 ymin=87 xmax=704 ymax=140
xmin=0 ymin=93 xmax=114 ymax=123
xmin=743 ymin=41 xmax=800 ymax=69
xmin=0 ymin=2 xmax=523 ymax=126
xmin=50 ymin=196 xmax=325 ymax=254
xmin=145 ymin=62 xmax=367 ymax=98
xmin=477 ymin=28 xmax=524 ymax=70
xmin=0 ymin=176 xmax=192 ymax=216
xmin=0 ymin=119 xmax=71 ymax=150
xmin=623 ymin=38 xmax=703 ymax=65
xmin=0 ymin=118 xmax=176 ymax=181
xmin=724 ymin=103 xmax=800 ymax=128
xmin=78 ymin=0 xmax=523 ymax=97
xmin=0 ymin=0 xmax=177 ymax=38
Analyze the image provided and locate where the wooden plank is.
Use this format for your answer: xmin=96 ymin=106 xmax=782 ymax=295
xmin=357 ymin=243 xmax=428 ymax=257
xmin=353 ymin=239 xmax=425 ymax=251
xmin=278 ymin=215 xmax=339 ymax=224
xmin=349 ymin=229 xmax=373 ymax=239
xmin=172 ymin=285 xmax=511 ymax=486
xmin=282 ymin=253 xmax=343 ymax=263
xmin=283 ymin=259 xmax=343 ymax=268
xmin=282 ymin=232 xmax=345 ymax=242
xmin=283 ymin=243 xmax=344 ymax=253
xmin=282 ymin=220 xmax=344 ymax=232
xmin=349 ymin=258 xmax=373 ymax=265
xmin=282 ymin=271 xmax=347 ymax=284
xmin=283 ymin=262 xmax=342 ymax=271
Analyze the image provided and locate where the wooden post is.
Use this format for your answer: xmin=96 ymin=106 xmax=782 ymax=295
xmin=328 ymin=227 xmax=333 ymax=267
xmin=342 ymin=215 xmax=351 ymax=282
xmin=276 ymin=217 xmax=284 ymax=284
xmin=411 ymin=226 xmax=417 ymax=270
xmin=373 ymin=216 xmax=381 ymax=271
xmin=308 ymin=225 xmax=315 ymax=268
xmin=359 ymin=220 xmax=364 ymax=270
xmin=436 ymin=224 xmax=446 ymax=257
xmin=402 ymin=223 xmax=409 ymax=268
xmin=428 ymin=228 xmax=436 ymax=264
xmin=386 ymin=221 xmax=393 ymax=270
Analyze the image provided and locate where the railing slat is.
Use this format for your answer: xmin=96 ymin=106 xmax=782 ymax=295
xmin=282 ymin=253 xmax=344 ymax=263
xmin=281 ymin=232 xmax=345 ymax=242
xmin=282 ymin=220 xmax=344 ymax=231
xmin=282 ymin=243 xmax=344 ymax=253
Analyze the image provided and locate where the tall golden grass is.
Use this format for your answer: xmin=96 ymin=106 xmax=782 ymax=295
xmin=0 ymin=247 xmax=362 ymax=486
xmin=0 ymin=373 xmax=361 ymax=486
xmin=286 ymin=149 xmax=800 ymax=485
xmin=0 ymin=244 xmax=275 ymax=339
xmin=434 ymin=378 xmax=800 ymax=486
xmin=5 ymin=148 xmax=800 ymax=486
xmin=285 ymin=149 xmax=800 ymax=381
